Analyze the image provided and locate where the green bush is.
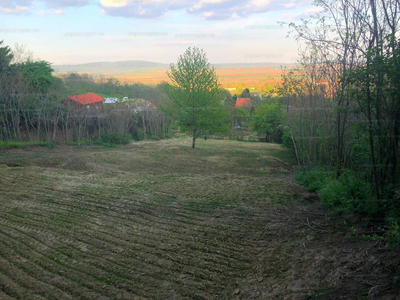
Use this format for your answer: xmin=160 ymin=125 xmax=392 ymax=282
xmin=281 ymin=131 xmax=294 ymax=150
xmin=318 ymin=170 xmax=375 ymax=214
xmin=295 ymin=167 xmax=335 ymax=192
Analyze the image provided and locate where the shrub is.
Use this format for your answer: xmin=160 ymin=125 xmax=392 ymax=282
xmin=281 ymin=131 xmax=294 ymax=150
xmin=318 ymin=170 xmax=375 ymax=214
xmin=295 ymin=167 xmax=334 ymax=192
xmin=386 ymin=221 xmax=400 ymax=246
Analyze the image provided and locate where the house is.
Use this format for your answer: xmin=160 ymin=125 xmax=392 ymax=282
xmin=62 ymin=93 xmax=105 ymax=113
xmin=250 ymin=92 xmax=263 ymax=99
xmin=236 ymin=97 xmax=252 ymax=108
xmin=104 ymin=97 xmax=129 ymax=104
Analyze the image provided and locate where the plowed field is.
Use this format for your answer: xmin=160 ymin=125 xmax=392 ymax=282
xmin=0 ymin=138 xmax=399 ymax=299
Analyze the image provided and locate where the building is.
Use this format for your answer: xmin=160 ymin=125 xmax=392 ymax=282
xmin=236 ymin=97 xmax=252 ymax=108
xmin=104 ymin=97 xmax=129 ymax=104
xmin=62 ymin=93 xmax=105 ymax=113
xmin=250 ymin=92 xmax=263 ymax=99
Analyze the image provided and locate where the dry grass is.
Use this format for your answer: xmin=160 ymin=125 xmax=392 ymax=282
xmin=0 ymin=138 xmax=399 ymax=299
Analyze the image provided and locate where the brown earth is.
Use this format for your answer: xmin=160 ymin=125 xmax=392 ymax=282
xmin=0 ymin=137 xmax=399 ymax=300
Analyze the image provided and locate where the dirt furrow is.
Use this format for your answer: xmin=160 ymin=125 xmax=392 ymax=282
xmin=0 ymin=227 xmax=149 ymax=299
xmin=0 ymin=253 xmax=74 ymax=300
xmin=0 ymin=210 xmax=251 ymax=282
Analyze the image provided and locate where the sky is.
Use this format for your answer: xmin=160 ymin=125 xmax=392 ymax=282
xmin=0 ymin=0 xmax=319 ymax=65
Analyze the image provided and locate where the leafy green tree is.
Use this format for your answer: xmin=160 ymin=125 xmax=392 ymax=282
xmin=0 ymin=40 xmax=13 ymax=73
xmin=232 ymin=107 xmax=249 ymax=129
xmin=162 ymin=47 xmax=228 ymax=148
xmin=19 ymin=60 xmax=55 ymax=92
xmin=240 ymin=88 xmax=251 ymax=98
xmin=252 ymin=103 xmax=283 ymax=143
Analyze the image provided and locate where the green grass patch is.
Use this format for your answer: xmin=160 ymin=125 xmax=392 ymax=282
xmin=0 ymin=140 xmax=55 ymax=149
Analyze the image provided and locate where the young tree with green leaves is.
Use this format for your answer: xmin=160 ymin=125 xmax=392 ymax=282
xmin=252 ymin=102 xmax=283 ymax=143
xmin=162 ymin=47 xmax=228 ymax=148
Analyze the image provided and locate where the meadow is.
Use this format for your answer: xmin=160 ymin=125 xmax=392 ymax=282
xmin=0 ymin=138 xmax=398 ymax=299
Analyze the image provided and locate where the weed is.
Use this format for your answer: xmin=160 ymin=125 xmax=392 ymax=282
xmin=387 ymin=221 xmax=400 ymax=246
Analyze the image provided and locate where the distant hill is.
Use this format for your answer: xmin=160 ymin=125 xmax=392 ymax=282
xmin=52 ymin=60 xmax=293 ymax=74
xmin=213 ymin=62 xmax=290 ymax=69
xmin=52 ymin=60 xmax=169 ymax=74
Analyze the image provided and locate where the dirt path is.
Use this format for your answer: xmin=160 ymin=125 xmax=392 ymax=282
xmin=0 ymin=138 xmax=399 ymax=299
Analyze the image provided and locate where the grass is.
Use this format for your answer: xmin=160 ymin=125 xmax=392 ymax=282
xmin=0 ymin=140 xmax=55 ymax=149
xmin=0 ymin=138 xmax=398 ymax=299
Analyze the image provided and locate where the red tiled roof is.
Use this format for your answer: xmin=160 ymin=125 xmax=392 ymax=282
xmin=68 ymin=93 xmax=105 ymax=105
xmin=236 ymin=98 xmax=251 ymax=107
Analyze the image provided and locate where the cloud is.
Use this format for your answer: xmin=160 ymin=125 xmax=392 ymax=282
xmin=36 ymin=9 xmax=49 ymax=15
xmin=54 ymin=8 xmax=66 ymax=14
xmin=99 ymin=0 xmax=313 ymax=20
xmin=153 ymin=40 xmax=191 ymax=45
xmin=40 ymin=0 xmax=93 ymax=8
xmin=0 ymin=0 xmax=32 ymax=14
xmin=100 ymin=0 xmax=195 ymax=19
xmin=0 ymin=5 xmax=29 ymax=14
xmin=35 ymin=8 xmax=66 ymax=15
xmin=0 ymin=0 xmax=93 ymax=14
xmin=101 ymin=0 xmax=129 ymax=8
xmin=282 ymin=7 xmax=322 ymax=19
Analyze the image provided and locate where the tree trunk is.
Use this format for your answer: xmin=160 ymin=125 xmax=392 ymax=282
xmin=192 ymin=129 xmax=196 ymax=148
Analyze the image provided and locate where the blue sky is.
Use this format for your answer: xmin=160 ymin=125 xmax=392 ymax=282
xmin=0 ymin=0 xmax=319 ymax=65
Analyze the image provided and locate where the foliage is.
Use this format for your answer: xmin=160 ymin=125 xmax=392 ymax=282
xmin=252 ymin=102 xmax=283 ymax=143
xmin=295 ymin=166 xmax=335 ymax=192
xmin=0 ymin=40 xmax=14 ymax=73
xmin=347 ymin=223 xmax=400 ymax=247
xmin=0 ymin=140 xmax=54 ymax=148
xmin=162 ymin=47 xmax=228 ymax=148
xmin=239 ymin=88 xmax=251 ymax=98
xmin=0 ymin=41 xmax=171 ymax=144
xmin=280 ymin=0 xmax=400 ymax=224
xmin=19 ymin=60 xmax=55 ymax=92
xmin=386 ymin=221 xmax=400 ymax=246
xmin=318 ymin=171 xmax=375 ymax=214
xmin=281 ymin=131 xmax=294 ymax=150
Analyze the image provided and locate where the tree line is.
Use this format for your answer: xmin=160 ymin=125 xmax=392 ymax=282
xmin=0 ymin=42 xmax=170 ymax=145
xmin=278 ymin=0 xmax=400 ymax=224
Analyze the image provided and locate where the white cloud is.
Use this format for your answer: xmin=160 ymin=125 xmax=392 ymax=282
xmin=282 ymin=7 xmax=322 ymax=19
xmin=36 ymin=9 xmax=50 ymax=15
xmin=0 ymin=1 xmax=33 ymax=14
xmin=0 ymin=5 xmax=29 ymax=14
xmin=99 ymin=0 xmax=312 ymax=20
xmin=100 ymin=0 xmax=129 ymax=8
xmin=41 ymin=0 xmax=92 ymax=9
xmin=153 ymin=40 xmax=191 ymax=45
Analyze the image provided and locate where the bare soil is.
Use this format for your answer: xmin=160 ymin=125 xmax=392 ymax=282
xmin=0 ymin=137 xmax=399 ymax=300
